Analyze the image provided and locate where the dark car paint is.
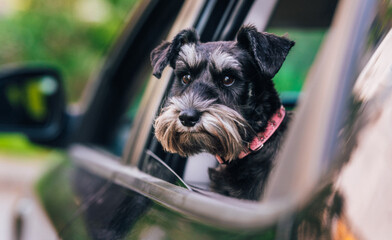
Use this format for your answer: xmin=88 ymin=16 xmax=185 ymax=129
xmin=38 ymin=159 xmax=279 ymax=239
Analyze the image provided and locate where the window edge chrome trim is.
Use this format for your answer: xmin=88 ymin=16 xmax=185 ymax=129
xmin=71 ymin=144 xmax=293 ymax=230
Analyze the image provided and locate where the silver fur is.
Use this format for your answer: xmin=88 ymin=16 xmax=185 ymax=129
xmin=154 ymin=92 xmax=252 ymax=161
xmin=178 ymin=44 xmax=202 ymax=68
xmin=210 ymin=48 xmax=241 ymax=72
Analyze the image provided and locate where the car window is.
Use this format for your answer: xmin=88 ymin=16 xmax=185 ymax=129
xmin=107 ymin=75 xmax=149 ymax=156
xmin=138 ymin=0 xmax=338 ymax=192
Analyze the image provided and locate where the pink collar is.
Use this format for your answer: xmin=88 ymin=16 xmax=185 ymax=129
xmin=215 ymin=106 xmax=286 ymax=164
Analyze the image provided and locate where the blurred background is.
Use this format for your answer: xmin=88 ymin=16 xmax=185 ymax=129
xmin=0 ymin=0 xmax=137 ymax=158
xmin=0 ymin=2 xmax=136 ymax=237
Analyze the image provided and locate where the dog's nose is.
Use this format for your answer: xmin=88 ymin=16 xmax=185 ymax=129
xmin=179 ymin=109 xmax=201 ymax=127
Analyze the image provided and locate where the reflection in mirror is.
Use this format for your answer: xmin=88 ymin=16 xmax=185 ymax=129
xmin=0 ymin=67 xmax=66 ymax=143
xmin=0 ymin=75 xmax=59 ymax=127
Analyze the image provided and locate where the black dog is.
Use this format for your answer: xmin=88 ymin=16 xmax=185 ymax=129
xmin=151 ymin=25 xmax=294 ymax=200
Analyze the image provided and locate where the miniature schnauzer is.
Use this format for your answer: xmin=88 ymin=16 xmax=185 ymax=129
xmin=151 ymin=25 xmax=294 ymax=200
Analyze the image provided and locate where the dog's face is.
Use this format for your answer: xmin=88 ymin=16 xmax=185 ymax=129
xmin=151 ymin=25 xmax=294 ymax=162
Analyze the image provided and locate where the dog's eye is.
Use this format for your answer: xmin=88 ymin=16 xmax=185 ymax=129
xmin=222 ymin=76 xmax=235 ymax=86
xmin=182 ymin=74 xmax=191 ymax=85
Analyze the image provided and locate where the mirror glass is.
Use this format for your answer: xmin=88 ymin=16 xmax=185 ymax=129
xmin=0 ymin=69 xmax=64 ymax=136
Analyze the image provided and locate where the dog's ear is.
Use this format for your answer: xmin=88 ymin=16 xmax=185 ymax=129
xmin=151 ymin=29 xmax=199 ymax=79
xmin=236 ymin=25 xmax=295 ymax=79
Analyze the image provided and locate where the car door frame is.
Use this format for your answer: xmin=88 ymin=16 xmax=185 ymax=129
xmin=68 ymin=0 xmax=380 ymax=231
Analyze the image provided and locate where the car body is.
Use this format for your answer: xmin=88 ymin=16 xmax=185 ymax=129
xmin=1 ymin=0 xmax=392 ymax=239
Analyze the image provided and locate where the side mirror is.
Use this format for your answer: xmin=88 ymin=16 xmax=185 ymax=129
xmin=0 ymin=66 xmax=67 ymax=146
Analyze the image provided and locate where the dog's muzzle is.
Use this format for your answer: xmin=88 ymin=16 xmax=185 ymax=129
xmin=154 ymin=92 xmax=251 ymax=162
xmin=178 ymin=109 xmax=201 ymax=127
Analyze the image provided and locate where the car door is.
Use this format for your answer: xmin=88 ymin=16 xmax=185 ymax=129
xmin=35 ymin=0 xmax=391 ymax=239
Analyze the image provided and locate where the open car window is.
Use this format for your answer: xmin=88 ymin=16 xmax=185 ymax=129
xmin=128 ymin=0 xmax=339 ymax=194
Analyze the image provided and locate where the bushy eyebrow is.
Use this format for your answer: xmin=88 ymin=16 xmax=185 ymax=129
xmin=210 ymin=48 xmax=241 ymax=73
xmin=177 ymin=44 xmax=203 ymax=69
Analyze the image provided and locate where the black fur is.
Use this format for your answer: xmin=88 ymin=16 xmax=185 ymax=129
xmin=237 ymin=26 xmax=294 ymax=78
xmin=151 ymin=29 xmax=199 ymax=78
xmin=208 ymin=113 xmax=292 ymax=200
xmin=151 ymin=25 xmax=295 ymax=200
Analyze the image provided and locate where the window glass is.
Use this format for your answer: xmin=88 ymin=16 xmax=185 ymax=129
xmin=108 ymin=78 xmax=149 ymax=156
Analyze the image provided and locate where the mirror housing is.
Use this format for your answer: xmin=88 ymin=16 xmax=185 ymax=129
xmin=0 ymin=66 xmax=67 ymax=146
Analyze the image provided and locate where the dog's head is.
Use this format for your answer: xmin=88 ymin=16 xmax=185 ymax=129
xmin=151 ymin=25 xmax=294 ymax=162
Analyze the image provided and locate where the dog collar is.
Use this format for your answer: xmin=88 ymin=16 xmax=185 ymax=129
xmin=215 ymin=106 xmax=286 ymax=164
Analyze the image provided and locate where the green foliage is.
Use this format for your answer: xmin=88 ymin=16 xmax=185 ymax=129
xmin=0 ymin=0 xmax=138 ymax=102
xmin=0 ymin=133 xmax=49 ymax=157
xmin=0 ymin=0 xmax=137 ymax=155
